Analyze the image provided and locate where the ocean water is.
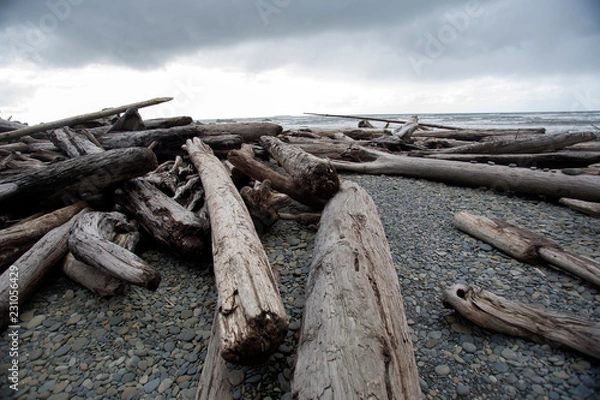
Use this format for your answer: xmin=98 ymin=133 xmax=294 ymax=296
xmin=211 ymin=111 xmax=600 ymax=134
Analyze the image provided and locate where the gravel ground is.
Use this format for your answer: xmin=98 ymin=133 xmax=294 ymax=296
xmin=1 ymin=172 xmax=599 ymax=400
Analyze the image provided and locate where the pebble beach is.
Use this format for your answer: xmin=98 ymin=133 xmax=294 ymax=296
xmin=1 ymin=170 xmax=599 ymax=400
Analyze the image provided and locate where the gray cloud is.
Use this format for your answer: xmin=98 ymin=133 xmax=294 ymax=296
xmin=1 ymin=0 xmax=599 ymax=83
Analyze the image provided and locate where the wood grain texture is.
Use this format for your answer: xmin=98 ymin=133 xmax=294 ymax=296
xmin=293 ymin=180 xmax=421 ymax=400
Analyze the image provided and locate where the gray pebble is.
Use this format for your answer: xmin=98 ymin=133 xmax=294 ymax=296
xmin=435 ymin=365 xmax=451 ymax=376
xmin=456 ymin=383 xmax=471 ymax=396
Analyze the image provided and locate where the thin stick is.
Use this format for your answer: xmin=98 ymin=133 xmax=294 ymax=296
xmin=303 ymin=112 xmax=462 ymax=130
xmin=0 ymin=97 xmax=174 ymax=142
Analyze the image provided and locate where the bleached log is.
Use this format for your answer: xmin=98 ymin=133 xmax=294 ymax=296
xmin=184 ymin=137 xmax=288 ymax=364
xmin=227 ymin=145 xmax=326 ymax=209
xmin=454 ymin=211 xmax=600 ymax=287
xmin=0 ymin=209 xmax=87 ymax=331
xmin=559 ymin=198 xmax=600 ymax=218
xmin=0 ymin=147 xmax=158 ymax=209
xmin=442 ymin=284 xmax=600 ymax=360
xmin=49 ymin=126 xmax=104 ymax=157
xmin=195 ymin=311 xmax=232 ymax=400
xmin=433 ymin=131 xmax=596 ymax=155
xmin=293 ymin=181 xmax=421 ymax=400
xmin=413 ymin=128 xmax=546 ymax=140
xmin=260 ymin=136 xmax=340 ymax=200
xmin=61 ymin=253 xmax=126 ymax=297
xmin=331 ymin=148 xmax=600 ymax=203
xmin=68 ymin=211 xmax=161 ymax=290
xmin=0 ymin=202 xmax=87 ymax=271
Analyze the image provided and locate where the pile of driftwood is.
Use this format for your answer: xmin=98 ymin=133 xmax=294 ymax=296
xmin=1 ymin=100 xmax=599 ymax=399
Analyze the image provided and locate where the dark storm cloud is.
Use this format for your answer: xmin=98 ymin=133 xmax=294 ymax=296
xmin=1 ymin=0 xmax=599 ymax=81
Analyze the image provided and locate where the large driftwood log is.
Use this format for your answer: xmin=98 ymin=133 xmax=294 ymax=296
xmin=97 ymin=122 xmax=282 ymax=151
xmin=423 ymin=151 xmax=600 ymax=168
xmin=454 ymin=211 xmax=600 ymax=287
xmin=115 ymin=178 xmax=210 ymax=258
xmin=0 ymin=97 xmax=173 ymax=142
xmin=293 ymin=181 xmax=421 ymax=400
xmin=432 ymin=131 xmax=596 ymax=155
xmin=0 ymin=209 xmax=87 ymax=331
xmin=413 ymin=128 xmax=546 ymax=140
xmin=331 ymin=148 xmax=600 ymax=203
xmin=260 ymin=136 xmax=340 ymax=200
xmin=227 ymin=145 xmax=326 ymax=209
xmin=184 ymin=137 xmax=288 ymax=364
xmin=195 ymin=311 xmax=232 ymax=400
xmin=442 ymin=284 xmax=600 ymax=360
xmin=0 ymin=147 xmax=158 ymax=209
xmin=559 ymin=198 xmax=600 ymax=218
xmin=0 ymin=202 xmax=87 ymax=271
xmin=68 ymin=211 xmax=161 ymax=290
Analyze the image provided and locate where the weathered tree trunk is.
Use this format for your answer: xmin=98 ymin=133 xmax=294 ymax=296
xmin=227 ymin=145 xmax=326 ymax=209
xmin=68 ymin=211 xmax=161 ymax=290
xmin=260 ymin=136 xmax=340 ymax=200
xmin=413 ymin=128 xmax=546 ymax=140
xmin=293 ymin=181 xmax=421 ymax=400
xmin=0 ymin=97 xmax=173 ymax=142
xmin=195 ymin=311 xmax=233 ymax=400
xmin=184 ymin=137 xmax=288 ymax=365
xmin=86 ymin=116 xmax=194 ymax=136
xmin=115 ymin=178 xmax=210 ymax=258
xmin=442 ymin=284 xmax=600 ymax=360
xmin=61 ymin=253 xmax=126 ymax=297
xmin=331 ymin=148 xmax=600 ymax=202
xmin=454 ymin=211 xmax=600 ymax=287
xmin=0 ymin=209 xmax=87 ymax=331
xmin=559 ymin=198 xmax=600 ymax=217
xmin=423 ymin=151 xmax=600 ymax=168
xmin=0 ymin=202 xmax=87 ymax=271
xmin=433 ymin=131 xmax=596 ymax=155
xmin=97 ymin=122 xmax=282 ymax=151
xmin=0 ymin=147 xmax=158 ymax=209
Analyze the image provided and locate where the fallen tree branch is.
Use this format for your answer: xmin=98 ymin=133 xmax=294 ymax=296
xmin=442 ymin=283 xmax=600 ymax=360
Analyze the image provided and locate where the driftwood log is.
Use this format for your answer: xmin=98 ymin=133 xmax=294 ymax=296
xmin=61 ymin=217 xmax=140 ymax=296
xmin=0 ymin=97 xmax=173 ymax=142
xmin=240 ymin=179 xmax=292 ymax=232
xmin=431 ymin=131 xmax=596 ymax=155
xmin=454 ymin=211 xmax=600 ymax=287
xmin=330 ymin=148 xmax=600 ymax=203
xmin=293 ymin=181 xmax=421 ymax=399
xmin=260 ymin=136 xmax=340 ymax=200
xmin=0 ymin=209 xmax=87 ymax=331
xmin=559 ymin=198 xmax=600 ymax=218
xmin=68 ymin=211 xmax=161 ymax=290
xmin=0 ymin=202 xmax=86 ymax=271
xmin=0 ymin=147 xmax=158 ymax=209
xmin=195 ymin=311 xmax=232 ymax=400
xmin=184 ymin=137 xmax=288 ymax=364
xmin=413 ymin=128 xmax=546 ymax=140
xmin=116 ymin=178 xmax=210 ymax=258
xmin=442 ymin=284 xmax=600 ymax=360
xmin=423 ymin=151 xmax=600 ymax=168
xmin=227 ymin=145 xmax=326 ymax=209
xmin=97 ymin=123 xmax=282 ymax=155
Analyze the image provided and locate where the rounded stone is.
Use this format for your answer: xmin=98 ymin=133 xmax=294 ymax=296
xmin=456 ymin=383 xmax=471 ymax=396
xmin=434 ymin=365 xmax=451 ymax=376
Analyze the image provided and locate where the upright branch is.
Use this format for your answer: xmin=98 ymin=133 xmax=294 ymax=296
xmin=183 ymin=137 xmax=288 ymax=364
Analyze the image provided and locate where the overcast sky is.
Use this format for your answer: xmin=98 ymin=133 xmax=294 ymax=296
xmin=1 ymin=0 xmax=599 ymax=123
